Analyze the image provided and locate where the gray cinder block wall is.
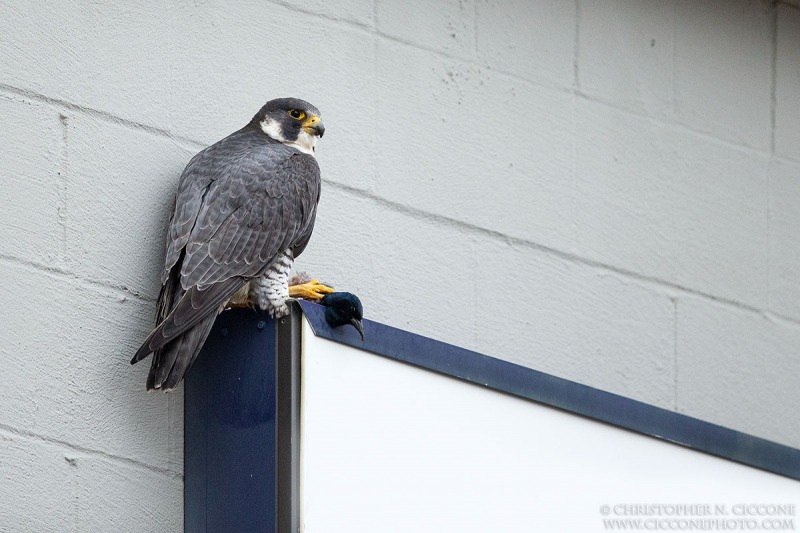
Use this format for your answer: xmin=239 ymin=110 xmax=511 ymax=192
xmin=1 ymin=0 xmax=799 ymax=530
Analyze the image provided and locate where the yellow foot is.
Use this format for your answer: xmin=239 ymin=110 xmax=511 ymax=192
xmin=288 ymin=279 xmax=335 ymax=301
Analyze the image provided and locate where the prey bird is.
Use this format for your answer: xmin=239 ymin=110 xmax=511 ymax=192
xmin=320 ymin=292 xmax=365 ymax=341
xmin=131 ymin=98 xmax=328 ymax=391
xmin=283 ymin=273 xmax=365 ymax=340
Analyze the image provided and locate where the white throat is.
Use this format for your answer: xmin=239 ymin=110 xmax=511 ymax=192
xmin=260 ymin=118 xmax=317 ymax=157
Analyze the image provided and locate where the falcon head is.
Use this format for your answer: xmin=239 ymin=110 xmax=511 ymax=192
xmin=252 ymin=97 xmax=324 ymax=156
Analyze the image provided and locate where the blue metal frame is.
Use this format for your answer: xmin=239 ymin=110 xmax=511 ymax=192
xmin=184 ymin=309 xmax=280 ymax=533
xmin=298 ymin=300 xmax=800 ymax=481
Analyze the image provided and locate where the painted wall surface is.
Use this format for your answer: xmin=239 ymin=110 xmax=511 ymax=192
xmin=1 ymin=1 xmax=798 ymax=530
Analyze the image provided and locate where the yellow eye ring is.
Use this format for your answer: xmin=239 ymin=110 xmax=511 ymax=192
xmin=288 ymin=109 xmax=306 ymax=120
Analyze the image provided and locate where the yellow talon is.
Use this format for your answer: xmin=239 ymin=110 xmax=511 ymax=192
xmin=288 ymin=279 xmax=335 ymax=301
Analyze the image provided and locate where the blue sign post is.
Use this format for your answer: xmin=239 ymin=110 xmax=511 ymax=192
xmin=184 ymin=307 xmax=300 ymax=533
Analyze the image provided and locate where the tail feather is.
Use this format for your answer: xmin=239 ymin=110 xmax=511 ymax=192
xmin=131 ymin=277 xmax=244 ymax=365
xmin=133 ymin=273 xmax=246 ymax=391
xmin=148 ymin=312 xmax=218 ymax=391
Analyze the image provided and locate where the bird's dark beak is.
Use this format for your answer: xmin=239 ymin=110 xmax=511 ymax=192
xmin=350 ymin=318 xmax=365 ymax=341
xmin=303 ymin=116 xmax=325 ymax=138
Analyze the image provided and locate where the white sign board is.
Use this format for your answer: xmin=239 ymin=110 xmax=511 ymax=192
xmin=300 ymin=318 xmax=799 ymax=533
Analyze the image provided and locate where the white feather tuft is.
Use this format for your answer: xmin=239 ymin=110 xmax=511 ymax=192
xmin=259 ymin=118 xmax=317 ymax=157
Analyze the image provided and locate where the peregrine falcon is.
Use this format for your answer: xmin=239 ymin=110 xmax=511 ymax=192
xmin=131 ymin=98 xmax=325 ymax=391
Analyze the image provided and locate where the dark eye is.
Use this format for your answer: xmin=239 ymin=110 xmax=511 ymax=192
xmin=288 ymin=109 xmax=305 ymax=120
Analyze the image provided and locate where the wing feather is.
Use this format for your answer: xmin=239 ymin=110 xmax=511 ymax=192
xmin=179 ymin=151 xmax=319 ymax=287
xmin=132 ymin=277 xmax=245 ymax=362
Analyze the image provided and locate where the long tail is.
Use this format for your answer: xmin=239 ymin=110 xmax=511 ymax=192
xmin=132 ymin=277 xmax=245 ymax=391
xmin=131 ymin=279 xmax=243 ymax=364
xmin=146 ymin=312 xmax=219 ymax=391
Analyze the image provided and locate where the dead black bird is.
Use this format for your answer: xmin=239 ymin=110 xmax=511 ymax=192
xmin=320 ymin=292 xmax=364 ymax=341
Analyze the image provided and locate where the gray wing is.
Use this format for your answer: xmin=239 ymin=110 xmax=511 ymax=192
xmin=177 ymin=144 xmax=320 ymax=289
xmin=162 ymin=131 xmax=320 ymax=288
xmin=132 ymin=130 xmax=321 ymax=387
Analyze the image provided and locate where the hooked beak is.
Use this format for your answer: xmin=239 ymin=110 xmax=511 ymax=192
xmin=350 ymin=318 xmax=365 ymax=341
xmin=302 ymin=116 xmax=325 ymax=138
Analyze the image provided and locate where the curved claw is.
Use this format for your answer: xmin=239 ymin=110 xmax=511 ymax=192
xmin=288 ymin=279 xmax=335 ymax=301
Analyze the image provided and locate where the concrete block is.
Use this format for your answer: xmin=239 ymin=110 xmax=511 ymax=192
xmin=575 ymin=100 xmax=770 ymax=309
xmin=0 ymin=430 xmax=182 ymax=532
xmin=0 ymin=432 xmax=75 ymax=533
xmin=475 ymin=0 xmax=576 ymax=87
xmin=0 ymin=95 xmax=63 ymax=266
xmin=776 ymin=4 xmax=800 ymax=161
xmin=73 ymin=449 xmax=182 ymax=532
xmin=673 ymin=0 xmax=773 ymax=150
xmin=577 ymin=0 xmax=674 ymax=116
xmin=769 ymin=158 xmax=800 ymax=320
xmin=373 ymin=40 xmax=575 ymax=251
xmin=676 ymin=296 xmax=800 ymax=448
xmin=471 ymin=239 xmax=676 ymax=409
xmin=0 ymin=260 xmax=183 ymax=473
xmin=312 ymin=43 xmax=378 ymax=193
xmin=0 ymin=0 xmax=378 ymax=175
xmin=64 ymin=114 xmax=190 ymax=300
xmin=296 ymin=186 xmax=479 ymax=349
xmin=377 ymin=0 xmax=475 ymax=57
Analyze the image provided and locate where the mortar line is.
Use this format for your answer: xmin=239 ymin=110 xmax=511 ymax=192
xmin=671 ymin=1 xmax=677 ymax=117
xmin=371 ymin=28 xmax=567 ymax=93
xmin=56 ymin=113 xmax=69 ymax=265
xmin=324 ymin=179 xmax=800 ymax=328
xmin=767 ymin=165 xmax=774 ymax=316
xmin=573 ymin=0 xmax=581 ymax=91
xmin=0 ymin=254 xmax=155 ymax=303
xmin=571 ymin=0 xmax=581 ymax=255
xmin=570 ymin=107 xmax=579 ymax=255
xmin=369 ymin=25 xmax=777 ymax=159
xmin=2 ymin=56 xmax=773 ymax=166
xmin=0 ymin=83 xmax=205 ymax=149
xmin=672 ymin=297 xmax=679 ymax=411
xmin=762 ymin=310 xmax=800 ymax=330
xmin=771 ymin=2 xmax=779 ymax=155
xmin=472 ymin=0 xmax=479 ymax=58
xmin=0 ymin=423 xmax=183 ymax=480
xmin=575 ymin=89 xmax=774 ymax=159
xmin=265 ymin=0 xmax=374 ymax=30
xmin=368 ymin=14 xmax=780 ymax=160
xmin=370 ymin=0 xmax=380 ymax=196
xmin=767 ymin=0 xmax=778 ymax=318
